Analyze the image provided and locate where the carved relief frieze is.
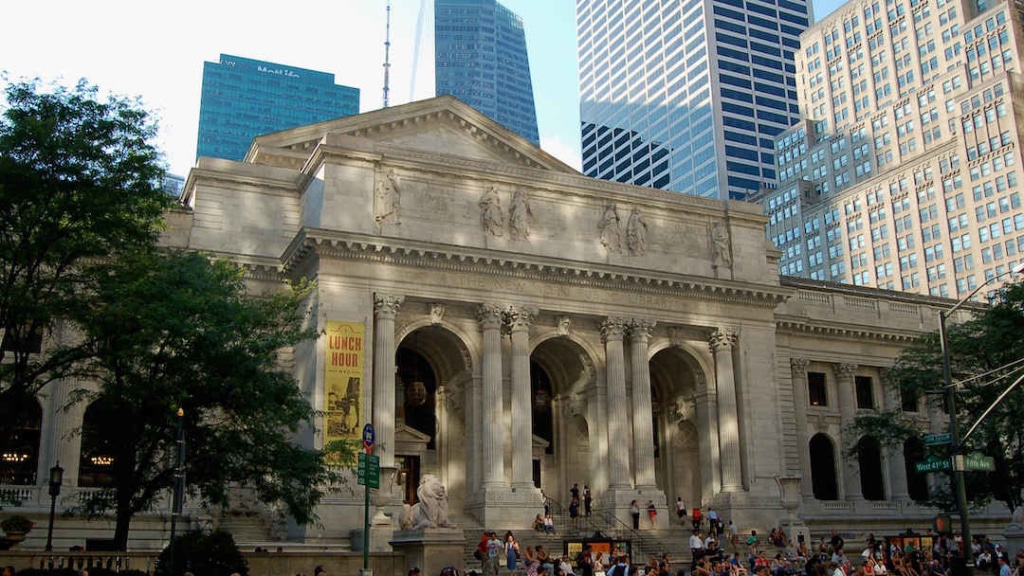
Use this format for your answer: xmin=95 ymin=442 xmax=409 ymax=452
xmin=711 ymin=221 xmax=732 ymax=267
xmin=479 ymin=186 xmax=505 ymax=236
xmin=429 ymin=303 xmax=446 ymax=325
xmin=373 ymin=165 xmax=402 ymax=227
xmin=556 ymin=316 xmax=572 ymax=336
xmin=598 ymin=204 xmax=623 ymax=253
xmin=626 ymin=207 xmax=648 ymax=256
xmin=508 ymin=188 xmax=533 ymax=241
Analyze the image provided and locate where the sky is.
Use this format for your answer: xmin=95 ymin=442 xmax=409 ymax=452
xmin=2 ymin=0 xmax=842 ymax=179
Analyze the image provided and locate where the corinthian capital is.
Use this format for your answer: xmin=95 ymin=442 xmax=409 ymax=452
xmin=708 ymin=327 xmax=737 ymax=352
xmin=373 ymin=293 xmax=404 ymax=318
xmin=504 ymin=305 xmax=538 ymax=332
xmin=477 ymin=303 xmax=504 ymax=330
xmin=628 ymin=319 xmax=657 ymax=343
xmin=600 ymin=317 xmax=628 ymax=343
xmin=790 ymin=357 xmax=811 ymax=375
xmin=835 ymin=363 xmax=858 ymax=379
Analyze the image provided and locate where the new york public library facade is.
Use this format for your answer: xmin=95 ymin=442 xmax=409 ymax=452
xmin=5 ymin=97 xmax=1011 ymax=557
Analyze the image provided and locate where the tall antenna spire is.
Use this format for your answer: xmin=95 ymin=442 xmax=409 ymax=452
xmin=382 ymin=0 xmax=392 ymax=108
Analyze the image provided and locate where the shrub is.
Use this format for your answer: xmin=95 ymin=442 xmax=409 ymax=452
xmin=0 ymin=515 xmax=35 ymax=533
xmin=155 ymin=531 xmax=248 ymax=576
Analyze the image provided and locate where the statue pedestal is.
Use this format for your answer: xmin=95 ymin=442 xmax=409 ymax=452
xmin=1003 ymin=524 xmax=1024 ymax=556
xmin=390 ymin=528 xmax=465 ymax=576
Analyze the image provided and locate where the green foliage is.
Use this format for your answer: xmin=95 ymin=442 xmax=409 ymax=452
xmin=59 ymin=250 xmax=334 ymax=549
xmin=848 ymin=282 xmax=1024 ymax=512
xmin=0 ymin=77 xmax=171 ymax=426
xmin=0 ymin=514 xmax=34 ymax=532
xmin=155 ymin=531 xmax=248 ymax=576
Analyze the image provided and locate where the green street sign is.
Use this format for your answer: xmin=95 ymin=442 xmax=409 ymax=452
xmin=915 ymin=457 xmax=952 ymax=473
xmin=924 ymin=433 xmax=952 ymax=446
xmin=958 ymin=452 xmax=996 ymax=472
xmin=358 ymin=452 xmax=380 ymax=488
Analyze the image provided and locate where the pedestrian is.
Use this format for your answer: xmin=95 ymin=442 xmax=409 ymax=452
xmin=676 ymin=497 xmax=686 ymax=524
xmin=646 ymin=500 xmax=657 ymax=528
xmin=630 ymin=500 xmax=641 ymax=530
xmin=570 ymin=496 xmax=581 ymax=529
xmin=584 ymin=484 xmax=593 ymax=516
xmin=487 ymin=531 xmax=503 ymax=576
xmin=505 ymin=531 xmax=520 ymax=573
xmin=692 ymin=506 xmax=703 ymax=532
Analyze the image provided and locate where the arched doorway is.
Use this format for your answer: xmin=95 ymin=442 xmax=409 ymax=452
xmin=0 ymin=395 xmax=41 ymax=485
xmin=394 ymin=324 xmax=471 ymax=505
xmin=904 ymin=436 xmax=929 ymax=501
xmin=649 ymin=347 xmax=704 ymax=508
xmin=809 ymin=433 xmax=839 ymax=500
xmin=530 ymin=336 xmax=594 ymax=503
xmin=857 ymin=435 xmax=885 ymax=500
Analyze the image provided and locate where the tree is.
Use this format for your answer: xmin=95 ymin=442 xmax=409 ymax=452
xmin=62 ymin=249 xmax=346 ymax=550
xmin=849 ymin=282 xmax=1024 ymax=513
xmin=0 ymin=78 xmax=171 ymax=427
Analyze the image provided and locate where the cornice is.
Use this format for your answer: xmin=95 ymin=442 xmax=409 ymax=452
xmin=776 ymin=316 xmax=923 ymax=343
xmin=281 ymin=228 xmax=792 ymax=308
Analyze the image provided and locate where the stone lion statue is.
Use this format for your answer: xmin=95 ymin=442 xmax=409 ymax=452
xmin=400 ymin=474 xmax=453 ymax=530
xmin=1010 ymin=505 xmax=1024 ymax=527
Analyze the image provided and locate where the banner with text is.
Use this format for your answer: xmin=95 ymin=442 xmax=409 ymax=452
xmin=324 ymin=321 xmax=365 ymax=452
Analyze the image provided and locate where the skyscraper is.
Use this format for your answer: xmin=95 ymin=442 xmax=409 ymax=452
xmin=577 ymin=0 xmax=810 ymax=200
xmin=761 ymin=0 xmax=1024 ymax=299
xmin=196 ymin=54 xmax=359 ymax=162
xmin=435 ymin=0 xmax=541 ymax=146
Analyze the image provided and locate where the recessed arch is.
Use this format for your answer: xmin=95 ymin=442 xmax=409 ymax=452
xmin=0 ymin=394 xmax=42 ymax=485
xmin=79 ymin=397 xmax=119 ymax=489
xmin=809 ymin=433 xmax=839 ymax=500
xmin=857 ymin=435 xmax=886 ymax=500
xmin=904 ymin=436 xmax=929 ymax=502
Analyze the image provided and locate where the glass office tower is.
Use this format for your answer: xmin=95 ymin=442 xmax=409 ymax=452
xmin=435 ymin=0 xmax=541 ymax=146
xmin=577 ymin=0 xmax=811 ymax=200
xmin=197 ymin=54 xmax=360 ymax=162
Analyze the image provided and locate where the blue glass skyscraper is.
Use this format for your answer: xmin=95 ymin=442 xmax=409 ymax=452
xmin=435 ymin=0 xmax=541 ymax=146
xmin=577 ymin=0 xmax=810 ymax=200
xmin=196 ymin=54 xmax=360 ymax=162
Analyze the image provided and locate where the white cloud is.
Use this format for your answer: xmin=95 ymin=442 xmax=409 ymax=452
xmin=540 ymin=135 xmax=583 ymax=172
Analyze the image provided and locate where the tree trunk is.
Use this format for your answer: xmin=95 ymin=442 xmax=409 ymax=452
xmin=114 ymin=487 xmax=134 ymax=550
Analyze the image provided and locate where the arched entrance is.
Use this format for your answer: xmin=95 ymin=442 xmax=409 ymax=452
xmin=79 ymin=398 xmax=118 ymax=488
xmin=394 ymin=324 xmax=471 ymax=505
xmin=904 ymin=436 xmax=929 ymax=501
xmin=530 ymin=336 xmax=595 ymax=504
xmin=809 ymin=433 xmax=839 ymax=500
xmin=0 ymin=395 xmax=41 ymax=485
xmin=650 ymin=346 xmax=704 ymax=509
xmin=857 ymin=435 xmax=886 ymax=500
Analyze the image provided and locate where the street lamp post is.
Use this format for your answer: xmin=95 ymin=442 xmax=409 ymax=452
xmin=170 ymin=407 xmax=186 ymax=544
xmin=937 ymin=262 xmax=1024 ymax=571
xmin=45 ymin=462 xmax=63 ymax=552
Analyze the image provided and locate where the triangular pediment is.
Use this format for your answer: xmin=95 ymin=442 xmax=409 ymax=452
xmin=246 ymin=95 xmax=578 ymax=174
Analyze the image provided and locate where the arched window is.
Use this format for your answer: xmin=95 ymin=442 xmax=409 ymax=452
xmin=809 ymin=433 xmax=839 ymax=500
xmin=395 ymin=347 xmax=437 ymax=449
xmin=530 ymin=360 xmax=554 ymax=454
xmin=78 ymin=399 xmax=119 ymax=488
xmin=0 ymin=395 xmax=41 ymax=485
xmin=857 ymin=435 xmax=886 ymax=500
xmin=904 ymin=436 xmax=929 ymax=501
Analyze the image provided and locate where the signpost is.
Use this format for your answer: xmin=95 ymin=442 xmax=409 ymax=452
xmin=360 ymin=424 xmax=377 ymax=576
xmin=915 ymin=457 xmax=952 ymax=473
xmin=955 ymin=452 xmax=996 ymax=472
xmin=924 ymin=433 xmax=952 ymax=446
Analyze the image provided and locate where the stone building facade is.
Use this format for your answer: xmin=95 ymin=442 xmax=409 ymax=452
xmin=2 ymin=96 xmax=1007 ymax=547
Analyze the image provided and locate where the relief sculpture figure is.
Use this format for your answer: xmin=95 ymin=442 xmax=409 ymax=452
xmin=598 ymin=203 xmax=622 ymax=252
xmin=479 ymin=186 xmax=505 ymax=236
xmin=508 ymin=188 xmax=533 ymax=240
xmin=374 ymin=167 xmax=401 ymax=226
xmin=626 ymin=207 xmax=648 ymax=256
xmin=711 ymin=221 xmax=733 ymax=267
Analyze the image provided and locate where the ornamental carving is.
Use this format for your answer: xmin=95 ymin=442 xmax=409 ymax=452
xmin=508 ymin=188 xmax=533 ymax=241
xmin=598 ymin=204 xmax=623 ymax=253
xmin=373 ymin=293 xmax=405 ymax=317
xmin=374 ymin=166 xmax=401 ymax=227
xmin=477 ymin=303 xmax=504 ymax=329
xmin=668 ymin=326 xmax=687 ymax=348
xmin=479 ymin=186 xmax=505 ymax=236
xmin=711 ymin=221 xmax=732 ymax=267
xmin=556 ymin=316 xmax=572 ymax=336
xmin=504 ymin=305 xmax=538 ymax=332
xmin=628 ymin=319 xmax=657 ymax=342
xmin=626 ymin=207 xmax=648 ymax=256
xmin=429 ymin=303 xmax=446 ymax=325
xmin=835 ymin=363 xmax=858 ymax=379
xmin=600 ymin=317 xmax=628 ymax=342
xmin=790 ymin=357 xmax=811 ymax=375
xmin=709 ymin=327 xmax=737 ymax=352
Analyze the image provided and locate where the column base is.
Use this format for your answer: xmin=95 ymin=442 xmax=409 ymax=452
xmin=390 ymin=527 xmax=466 ymax=576
xmin=465 ymin=485 xmax=541 ymax=529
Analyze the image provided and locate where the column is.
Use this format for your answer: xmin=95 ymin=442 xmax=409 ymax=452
xmin=601 ymin=317 xmax=631 ymax=489
xmin=373 ymin=293 xmax=403 ymax=469
xmin=694 ymin=373 xmax=720 ymax=500
xmin=628 ymin=319 xmax=657 ymax=489
xmin=882 ymin=373 xmax=909 ymax=499
xmin=835 ymin=362 xmax=862 ymax=500
xmin=478 ymin=303 xmax=506 ymax=489
xmin=710 ymin=328 xmax=743 ymax=492
xmin=790 ymin=358 xmax=814 ymax=498
xmin=508 ymin=305 xmax=537 ymax=490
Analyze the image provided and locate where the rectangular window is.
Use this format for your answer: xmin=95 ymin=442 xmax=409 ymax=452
xmin=855 ymin=375 xmax=875 ymax=409
xmin=808 ymin=372 xmax=828 ymax=406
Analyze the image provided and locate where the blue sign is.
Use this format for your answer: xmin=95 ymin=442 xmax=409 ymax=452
xmin=362 ymin=423 xmax=375 ymax=453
